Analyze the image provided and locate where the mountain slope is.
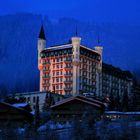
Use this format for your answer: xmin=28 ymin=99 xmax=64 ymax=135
xmin=0 ymin=13 xmax=139 ymax=94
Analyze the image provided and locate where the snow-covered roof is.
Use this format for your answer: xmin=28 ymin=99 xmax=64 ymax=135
xmin=12 ymin=103 xmax=28 ymax=108
xmin=105 ymin=111 xmax=140 ymax=115
xmin=46 ymin=44 xmax=72 ymax=51
xmin=38 ymin=121 xmax=72 ymax=132
xmin=80 ymin=45 xmax=99 ymax=55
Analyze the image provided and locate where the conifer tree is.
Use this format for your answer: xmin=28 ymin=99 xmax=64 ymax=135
xmin=121 ymin=90 xmax=129 ymax=112
xmin=115 ymin=92 xmax=121 ymax=111
xmin=35 ymin=97 xmax=40 ymax=129
xmin=108 ymin=92 xmax=115 ymax=110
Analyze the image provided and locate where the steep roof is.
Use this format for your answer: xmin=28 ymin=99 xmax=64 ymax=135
xmin=102 ymin=63 xmax=133 ymax=80
xmin=50 ymin=95 xmax=105 ymax=109
xmin=39 ymin=25 xmax=46 ymax=40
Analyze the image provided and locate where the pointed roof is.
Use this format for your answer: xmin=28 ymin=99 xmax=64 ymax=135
xmin=50 ymin=95 xmax=105 ymax=109
xmin=39 ymin=25 xmax=46 ymax=40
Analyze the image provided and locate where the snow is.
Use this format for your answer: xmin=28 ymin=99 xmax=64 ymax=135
xmin=105 ymin=111 xmax=140 ymax=115
xmin=38 ymin=121 xmax=72 ymax=132
xmin=18 ymin=128 xmax=25 ymax=134
xmin=46 ymin=45 xmax=72 ymax=51
xmin=12 ymin=103 xmax=28 ymax=108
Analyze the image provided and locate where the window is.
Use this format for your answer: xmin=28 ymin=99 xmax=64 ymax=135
xmin=33 ymin=96 xmax=36 ymax=103
xmin=56 ymin=78 xmax=59 ymax=82
xmin=76 ymin=54 xmax=78 ymax=59
xmin=37 ymin=96 xmax=39 ymax=101
xmin=53 ymin=78 xmax=55 ymax=83
xmin=27 ymin=97 xmax=30 ymax=102
xmin=56 ymin=85 xmax=59 ymax=89
xmin=76 ymin=47 xmax=78 ymax=52
xmin=33 ymin=105 xmax=36 ymax=110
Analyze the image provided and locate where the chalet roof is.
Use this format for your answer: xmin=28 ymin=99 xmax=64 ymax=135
xmin=0 ymin=102 xmax=31 ymax=113
xmin=39 ymin=25 xmax=46 ymax=40
xmin=0 ymin=102 xmax=33 ymax=121
xmin=50 ymin=95 xmax=105 ymax=109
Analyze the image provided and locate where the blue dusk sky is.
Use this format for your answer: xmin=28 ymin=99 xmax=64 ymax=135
xmin=0 ymin=0 xmax=139 ymax=23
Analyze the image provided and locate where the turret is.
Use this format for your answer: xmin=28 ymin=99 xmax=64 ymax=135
xmin=38 ymin=25 xmax=46 ymax=54
xmin=72 ymin=36 xmax=81 ymax=96
xmin=95 ymin=38 xmax=103 ymax=97
xmin=95 ymin=38 xmax=103 ymax=70
xmin=38 ymin=25 xmax=46 ymax=70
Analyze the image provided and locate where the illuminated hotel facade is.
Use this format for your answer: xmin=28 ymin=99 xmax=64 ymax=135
xmin=38 ymin=26 xmax=102 ymax=96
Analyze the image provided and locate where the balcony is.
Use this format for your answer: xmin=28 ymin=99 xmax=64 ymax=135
xmin=64 ymin=59 xmax=72 ymax=63
xmin=64 ymin=80 xmax=72 ymax=83
xmin=64 ymin=67 xmax=72 ymax=70
xmin=64 ymin=87 xmax=72 ymax=91
xmin=42 ymin=75 xmax=50 ymax=79
xmin=42 ymin=83 xmax=50 ymax=86
xmin=64 ymin=73 xmax=72 ymax=77
xmin=43 ymin=69 xmax=50 ymax=73
xmin=42 ymin=62 xmax=51 ymax=65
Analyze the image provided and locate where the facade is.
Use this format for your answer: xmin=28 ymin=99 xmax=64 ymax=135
xmin=102 ymin=63 xmax=133 ymax=98
xmin=37 ymin=25 xmax=134 ymax=99
xmin=38 ymin=26 xmax=102 ymax=96
xmin=15 ymin=91 xmax=64 ymax=111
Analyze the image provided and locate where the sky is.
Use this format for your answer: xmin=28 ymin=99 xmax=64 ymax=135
xmin=0 ymin=0 xmax=140 ymax=23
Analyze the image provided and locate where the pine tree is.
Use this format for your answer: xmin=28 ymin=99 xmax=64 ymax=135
xmin=115 ymin=92 xmax=121 ymax=111
xmin=108 ymin=92 xmax=115 ymax=110
xmin=35 ymin=97 xmax=40 ymax=129
xmin=42 ymin=93 xmax=55 ymax=111
xmin=121 ymin=90 xmax=129 ymax=112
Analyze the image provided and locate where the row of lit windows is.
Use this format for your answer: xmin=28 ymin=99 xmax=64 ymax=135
xmin=53 ymin=84 xmax=63 ymax=90
xmin=53 ymin=78 xmax=63 ymax=83
xmin=41 ymin=49 xmax=72 ymax=58
xmin=53 ymin=64 xmax=63 ymax=69
xmin=80 ymin=58 xmax=97 ymax=65
xmin=53 ymin=71 xmax=63 ymax=76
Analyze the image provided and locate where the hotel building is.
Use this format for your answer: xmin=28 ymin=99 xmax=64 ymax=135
xmin=38 ymin=26 xmax=103 ymax=96
xmin=102 ymin=63 xmax=133 ymax=98
xmin=37 ymin=25 xmax=133 ymax=99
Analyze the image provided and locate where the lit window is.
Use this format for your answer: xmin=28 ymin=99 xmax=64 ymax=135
xmin=56 ymin=78 xmax=59 ymax=82
xmin=56 ymin=85 xmax=59 ymax=89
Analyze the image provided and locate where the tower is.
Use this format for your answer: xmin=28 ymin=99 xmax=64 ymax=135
xmin=38 ymin=25 xmax=46 ymax=91
xmin=95 ymin=38 xmax=103 ymax=97
xmin=72 ymin=36 xmax=81 ymax=96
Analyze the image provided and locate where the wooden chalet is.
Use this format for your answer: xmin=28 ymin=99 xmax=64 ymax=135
xmin=0 ymin=102 xmax=33 ymax=127
xmin=50 ymin=95 xmax=105 ymax=122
